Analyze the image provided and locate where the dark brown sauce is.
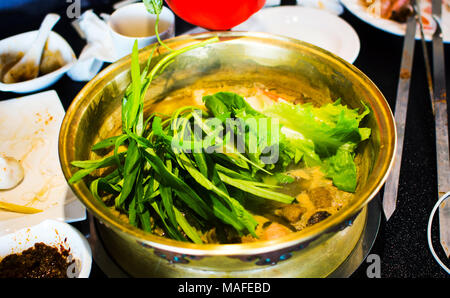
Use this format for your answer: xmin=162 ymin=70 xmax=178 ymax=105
xmin=0 ymin=52 xmax=23 ymax=80
xmin=0 ymin=46 xmax=64 ymax=83
xmin=0 ymin=242 xmax=73 ymax=278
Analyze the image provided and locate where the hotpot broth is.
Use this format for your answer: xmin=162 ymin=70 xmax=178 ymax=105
xmin=83 ymin=36 xmax=376 ymax=244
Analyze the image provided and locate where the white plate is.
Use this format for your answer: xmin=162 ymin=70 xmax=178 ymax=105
xmin=233 ymin=6 xmax=361 ymax=63
xmin=0 ymin=219 xmax=92 ymax=278
xmin=0 ymin=90 xmax=86 ymax=236
xmin=341 ymin=0 xmax=450 ymax=42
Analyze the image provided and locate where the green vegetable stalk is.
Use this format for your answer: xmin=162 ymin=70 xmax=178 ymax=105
xmin=143 ymin=0 xmax=172 ymax=51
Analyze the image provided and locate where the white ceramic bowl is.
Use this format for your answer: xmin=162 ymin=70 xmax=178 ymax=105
xmin=0 ymin=219 xmax=92 ymax=278
xmin=107 ymin=3 xmax=175 ymax=59
xmin=0 ymin=31 xmax=76 ymax=93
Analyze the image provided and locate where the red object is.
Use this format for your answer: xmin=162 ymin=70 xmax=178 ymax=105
xmin=165 ymin=0 xmax=266 ymax=30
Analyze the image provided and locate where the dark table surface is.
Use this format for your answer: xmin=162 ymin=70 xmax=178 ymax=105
xmin=0 ymin=1 xmax=449 ymax=278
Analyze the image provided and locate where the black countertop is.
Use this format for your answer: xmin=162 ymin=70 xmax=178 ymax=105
xmin=0 ymin=1 xmax=448 ymax=278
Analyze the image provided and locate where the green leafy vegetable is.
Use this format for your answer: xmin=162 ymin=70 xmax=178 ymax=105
xmin=323 ymin=146 xmax=358 ymax=192
xmin=264 ymin=100 xmax=370 ymax=157
xmin=69 ymin=14 xmax=371 ymax=244
xmin=142 ymin=0 xmax=163 ymax=14
xmin=264 ymin=99 xmax=370 ymax=192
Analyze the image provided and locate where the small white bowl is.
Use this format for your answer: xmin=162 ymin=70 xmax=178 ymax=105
xmin=0 ymin=219 xmax=92 ymax=278
xmin=0 ymin=31 xmax=76 ymax=93
xmin=107 ymin=3 xmax=175 ymax=59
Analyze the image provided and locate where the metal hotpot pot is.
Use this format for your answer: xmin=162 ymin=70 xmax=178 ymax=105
xmin=59 ymin=32 xmax=395 ymax=277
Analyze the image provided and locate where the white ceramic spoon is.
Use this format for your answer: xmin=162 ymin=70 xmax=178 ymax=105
xmin=0 ymin=155 xmax=24 ymax=190
xmin=2 ymin=13 xmax=60 ymax=84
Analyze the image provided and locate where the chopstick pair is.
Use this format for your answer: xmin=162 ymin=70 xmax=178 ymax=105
xmin=0 ymin=201 xmax=42 ymax=214
xmin=382 ymin=0 xmax=450 ymax=258
xmin=413 ymin=0 xmax=449 ymax=259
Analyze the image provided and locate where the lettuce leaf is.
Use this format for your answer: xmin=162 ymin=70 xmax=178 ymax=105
xmin=323 ymin=146 xmax=357 ymax=192
xmin=263 ymin=100 xmax=370 ymax=158
xmin=263 ymin=100 xmax=370 ymax=192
